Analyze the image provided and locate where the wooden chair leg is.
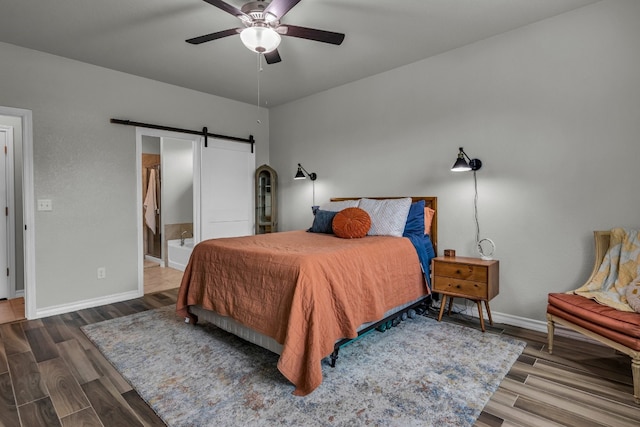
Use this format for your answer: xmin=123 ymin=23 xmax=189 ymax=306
xmin=632 ymin=356 xmax=640 ymax=404
xmin=546 ymin=313 xmax=555 ymax=354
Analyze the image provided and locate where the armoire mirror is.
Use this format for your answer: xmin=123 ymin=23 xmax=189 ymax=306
xmin=255 ymin=164 xmax=277 ymax=234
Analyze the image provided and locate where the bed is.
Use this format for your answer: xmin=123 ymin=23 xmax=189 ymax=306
xmin=176 ymin=196 xmax=437 ymax=395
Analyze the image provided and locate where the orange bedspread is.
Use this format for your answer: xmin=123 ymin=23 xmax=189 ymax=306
xmin=176 ymin=230 xmax=427 ymax=395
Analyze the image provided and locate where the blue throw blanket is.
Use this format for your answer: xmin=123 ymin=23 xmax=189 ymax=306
xmin=405 ymin=233 xmax=435 ymax=289
xmin=402 ymin=200 xmax=436 ymax=290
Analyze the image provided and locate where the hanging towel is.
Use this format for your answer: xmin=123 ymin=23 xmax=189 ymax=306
xmin=144 ymin=168 xmax=157 ymax=234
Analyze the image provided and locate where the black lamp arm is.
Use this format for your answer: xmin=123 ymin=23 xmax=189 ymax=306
xmin=298 ymin=163 xmax=317 ymax=180
xmin=459 ymin=147 xmax=471 ymax=162
xmin=459 ymin=147 xmax=482 ymax=171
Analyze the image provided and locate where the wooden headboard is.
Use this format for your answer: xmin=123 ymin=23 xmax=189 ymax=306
xmin=330 ymin=197 xmax=438 ymax=255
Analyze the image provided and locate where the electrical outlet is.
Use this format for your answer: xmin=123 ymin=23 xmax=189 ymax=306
xmin=37 ymin=199 xmax=53 ymax=211
xmin=97 ymin=267 xmax=106 ymax=279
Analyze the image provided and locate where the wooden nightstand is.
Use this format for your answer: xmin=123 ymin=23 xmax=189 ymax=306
xmin=431 ymin=256 xmax=499 ymax=332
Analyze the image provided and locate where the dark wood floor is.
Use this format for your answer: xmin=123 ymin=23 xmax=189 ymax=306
xmin=1 ymin=290 xmax=639 ymax=426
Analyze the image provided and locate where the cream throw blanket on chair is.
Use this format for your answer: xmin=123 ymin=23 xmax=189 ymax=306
xmin=573 ymin=227 xmax=640 ymax=312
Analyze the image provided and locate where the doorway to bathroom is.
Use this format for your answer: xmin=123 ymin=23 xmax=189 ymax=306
xmin=136 ymin=126 xmax=256 ymax=296
xmin=137 ymin=129 xmax=196 ymax=295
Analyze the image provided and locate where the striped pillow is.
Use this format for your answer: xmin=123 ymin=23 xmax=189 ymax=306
xmin=359 ymin=198 xmax=412 ymax=237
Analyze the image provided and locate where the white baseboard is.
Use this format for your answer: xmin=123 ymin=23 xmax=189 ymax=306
xmin=461 ymin=305 xmax=603 ymax=345
xmin=433 ymin=300 xmax=548 ymax=333
xmin=167 ymin=261 xmax=186 ymax=272
xmin=145 ymin=255 xmax=164 ymax=267
xmin=35 ymin=289 xmax=143 ymax=319
xmin=489 ymin=311 xmax=548 ymax=333
xmin=30 ymin=290 xmax=546 ymax=334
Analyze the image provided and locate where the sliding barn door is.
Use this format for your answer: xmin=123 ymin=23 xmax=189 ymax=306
xmin=197 ymin=138 xmax=255 ymax=241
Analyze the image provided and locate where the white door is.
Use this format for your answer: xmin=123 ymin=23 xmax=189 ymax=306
xmin=197 ymin=138 xmax=255 ymax=241
xmin=0 ymin=130 xmax=8 ymax=299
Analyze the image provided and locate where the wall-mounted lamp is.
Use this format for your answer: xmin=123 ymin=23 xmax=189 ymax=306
xmin=450 ymin=147 xmax=494 ymax=259
xmin=295 ymin=163 xmax=318 ymax=210
xmin=294 ymin=163 xmax=317 ymax=181
xmin=451 ymin=147 xmax=482 ymax=172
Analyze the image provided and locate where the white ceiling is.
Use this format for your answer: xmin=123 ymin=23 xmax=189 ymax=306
xmin=0 ymin=0 xmax=599 ymax=107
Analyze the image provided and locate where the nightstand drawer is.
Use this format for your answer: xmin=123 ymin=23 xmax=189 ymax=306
xmin=433 ymin=262 xmax=487 ymax=282
xmin=433 ymin=276 xmax=488 ymax=299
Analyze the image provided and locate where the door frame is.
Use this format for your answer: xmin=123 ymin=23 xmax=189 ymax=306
xmin=0 ymin=106 xmax=35 ymax=318
xmin=135 ymin=127 xmax=200 ymax=296
xmin=0 ymin=125 xmax=16 ymax=299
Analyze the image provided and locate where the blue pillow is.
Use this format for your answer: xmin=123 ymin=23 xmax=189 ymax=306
xmin=307 ymin=210 xmax=338 ymax=234
xmin=403 ymin=200 xmax=425 ymax=237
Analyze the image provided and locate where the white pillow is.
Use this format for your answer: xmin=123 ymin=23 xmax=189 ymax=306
xmin=319 ymin=199 xmax=360 ymax=212
xmin=359 ymin=197 xmax=412 ymax=237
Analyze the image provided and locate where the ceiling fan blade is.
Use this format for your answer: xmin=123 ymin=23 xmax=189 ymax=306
xmin=264 ymin=49 xmax=282 ymax=64
xmin=263 ymin=0 xmax=303 ymax=20
xmin=186 ymin=28 xmax=240 ymax=45
xmin=202 ymin=0 xmax=250 ymax=21
xmin=280 ymin=25 xmax=345 ymax=45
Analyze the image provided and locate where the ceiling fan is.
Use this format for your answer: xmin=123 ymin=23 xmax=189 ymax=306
xmin=186 ymin=0 xmax=345 ymax=64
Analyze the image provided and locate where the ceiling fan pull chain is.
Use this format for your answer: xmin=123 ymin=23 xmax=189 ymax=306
xmin=256 ymin=52 xmax=262 ymax=124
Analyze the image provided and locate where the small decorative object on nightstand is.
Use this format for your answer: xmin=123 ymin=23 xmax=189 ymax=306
xmin=431 ymin=256 xmax=499 ymax=332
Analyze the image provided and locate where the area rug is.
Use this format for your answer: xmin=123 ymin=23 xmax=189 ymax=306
xmin=81 ymin=306 xmax=525 ymax=427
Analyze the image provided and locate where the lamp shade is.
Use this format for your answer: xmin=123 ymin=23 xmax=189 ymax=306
xmin=451 ymin=155 xmax=471 ymax=172
xmin=294 ymin=163 xmax=317 ymax=180
xmin=240 ymin=26 xmax=281 ymax=53
xmin=451 ymin=147 xmax=482 ymax=172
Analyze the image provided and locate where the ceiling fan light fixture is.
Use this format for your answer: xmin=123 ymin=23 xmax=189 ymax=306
xmin=240 ymin=26 xmax=281 ymax=53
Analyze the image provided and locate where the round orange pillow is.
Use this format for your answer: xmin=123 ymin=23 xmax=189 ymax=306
xmin=332 ymin=207 xmax=371 ymax=239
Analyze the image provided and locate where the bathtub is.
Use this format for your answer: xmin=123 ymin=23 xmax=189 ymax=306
xmin=167 ymin=238 xmax=194 ymax=272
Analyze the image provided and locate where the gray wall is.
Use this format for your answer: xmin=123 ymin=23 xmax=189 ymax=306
xmin=141 ymin=136 xmax=160 ymax=155
xmin=1 ymin=0 xmax=636 ymax=325
xmin=269 ymin=0 xmax=640 ymax=323
xmin=0 ymin=41 xmax=269 ymax=312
